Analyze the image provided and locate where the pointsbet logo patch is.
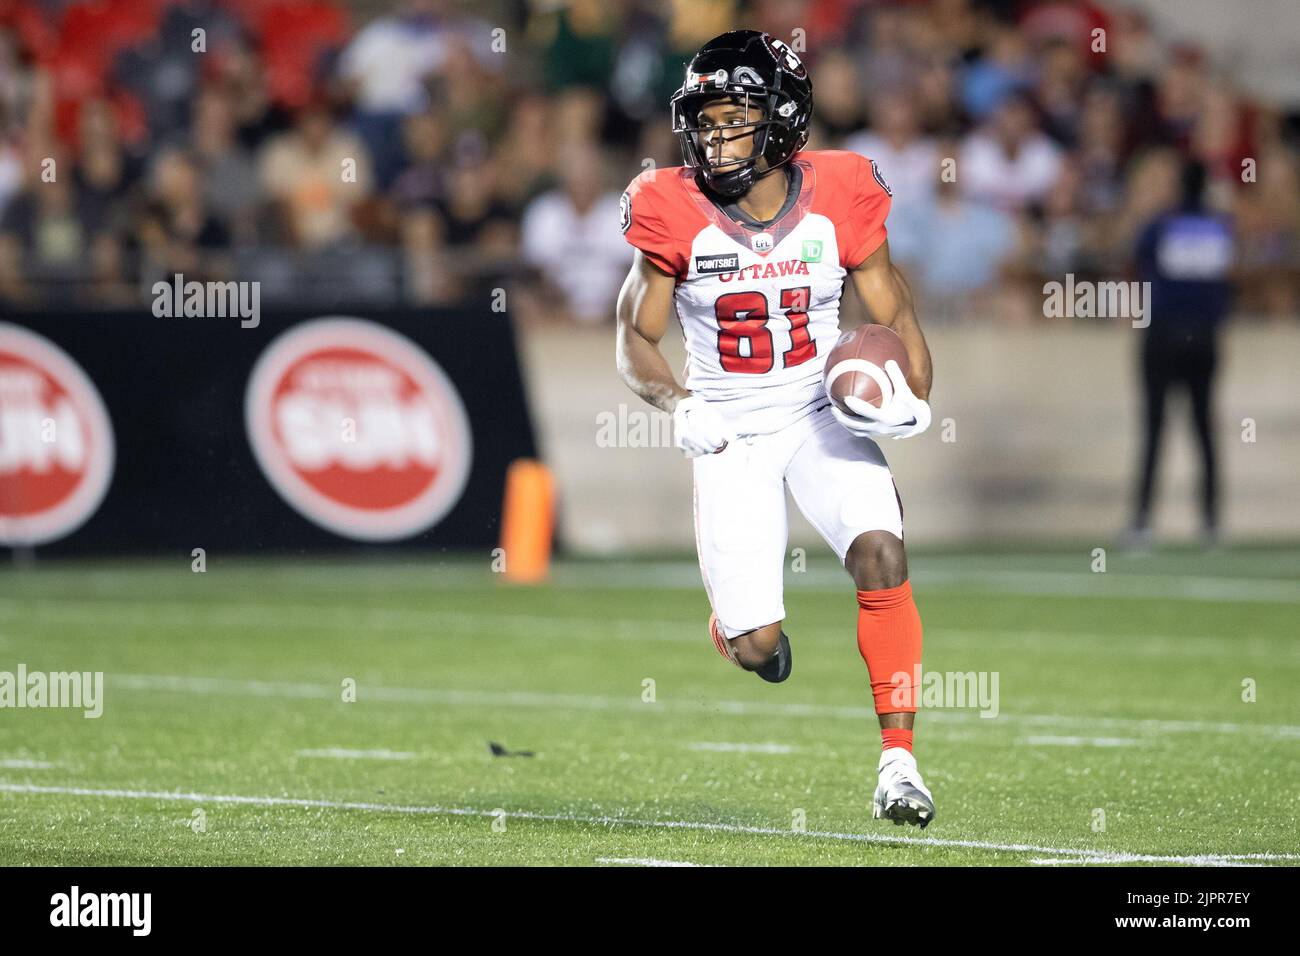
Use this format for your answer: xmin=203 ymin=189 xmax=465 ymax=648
xmin=694 ymin=253 xmax=739 ymax=275
xmin=245 ymin=318 xmax=472 ymax=541
xmin=0 ymin=323 xmax=115 ymax=547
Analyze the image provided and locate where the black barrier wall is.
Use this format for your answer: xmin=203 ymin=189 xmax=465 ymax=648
xmin=1 ymin=309 xmax=537 ymax=556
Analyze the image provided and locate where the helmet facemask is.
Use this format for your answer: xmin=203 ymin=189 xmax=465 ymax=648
xmin=672 ymin=87 xmax=791 ymax=198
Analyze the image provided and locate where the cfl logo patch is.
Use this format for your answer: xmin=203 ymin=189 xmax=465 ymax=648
xmin=619 ymin=192 xmax=631 ymax=234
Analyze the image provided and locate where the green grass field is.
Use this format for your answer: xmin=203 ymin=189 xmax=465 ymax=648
xmin=1 ymin=547 xmax=1297 ymax=866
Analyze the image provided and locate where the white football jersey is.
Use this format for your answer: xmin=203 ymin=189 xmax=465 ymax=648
xmin=621 ymin=150 xmax=892 ymax=436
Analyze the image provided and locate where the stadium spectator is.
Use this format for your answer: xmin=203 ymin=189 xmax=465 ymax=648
xmin=533 ymin=0 xmax=621 ymax=94
xmin=960 ymin=91 xmax=1065 ymax=211
xmin=960 ymin=25 xmax=1033 ymax=122
xmin=76 ymin=99 xmax=138 ymax=239
xmin=1034 ymin=38 xmax=1088 ymax=146
xmin=489 ymin=93 xmax=556 ymax=208
xmin=0 ymin=26 xmax=29 ymax=218
xmin=845 ymin=89 xmax=940 ymax=262
xmin=187 ymin=87 xmax=260 ymax=244
xmin=1074 ymin=82 xmax=1128 ymax=221
xmin=135 ymin=147 xmax=232 ymax=285
xmin=810 ymin=48 xmax=868 ymax=141
xmin=337 ymin=0 xmax=493 ymax=189
xmin=210 ymin=40 xmax=288 ymax=153
xmin=0 ymin=157 xmax=88 ymax=301
xmin=258 ymin=98 xmax=374 ymax=247
xmin=429 ymin=134 xmax=513 ymax=253
xmin=389 ymin=109 xmax=447 ymax=210
xmin=0 ymin=128 xmax=20 ymax=224
xmin=519 ymin=140 xmax=630 ymax=324
xmin=1233 ymin=141 xmax=1300 ymax=319
xmin=900 ymin=151 xmax=1019 ymax=322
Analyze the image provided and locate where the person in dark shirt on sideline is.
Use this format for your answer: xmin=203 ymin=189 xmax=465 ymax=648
xmin=1129 ymin=160 xmax=1233 ymax=549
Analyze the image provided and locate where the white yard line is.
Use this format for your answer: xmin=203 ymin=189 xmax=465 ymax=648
xmin=916 ymin=569 xmax=1300 ymax=603
xmin=0 ymin=782 xmax=1292 ymax=866
xmin=294 ymin=749 xmax=417 ymax=761
xmin=545 ymin=563 xmax=1300 ymax=602
xmin=595 ymin=857 xmax=711 ymax=867
xmin=686 ymin=742 xmax=798 ymax=754
xmin=0 ymin=598 xmax=698 ymax=642
xmin=1028 ymin=856 xmax=1261 ymax=867
xmin=3 ymin=601 xmax=1294 ymax=667
xmin=932 ymin=628 xmax=1293 ymax=660
xmin=555 ymin=564 xmax=1300 ymax=602
xmin=106 ymin=672 xmax=1300 ymax=740
xmin=1022 ymin=736 xmax=1144 ymax=747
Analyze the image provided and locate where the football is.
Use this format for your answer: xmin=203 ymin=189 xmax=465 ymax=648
xmin=823 ymin=324 xmax=911 ymax=413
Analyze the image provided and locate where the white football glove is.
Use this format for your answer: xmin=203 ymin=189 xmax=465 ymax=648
xmin=829 ymin=360 xmax=931 ymax=440
xmin=672 ymin=394 xmax=736 ymax=458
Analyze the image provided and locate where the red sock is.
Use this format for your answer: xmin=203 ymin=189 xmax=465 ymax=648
xmin=856 ymin=581 xmax=923 ymax=752
xmin=881 ymin=728 xmax=913 ymax=753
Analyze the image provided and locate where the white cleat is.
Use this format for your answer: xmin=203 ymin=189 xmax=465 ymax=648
xmin=872 ymin=747 xmax=936 ymax=829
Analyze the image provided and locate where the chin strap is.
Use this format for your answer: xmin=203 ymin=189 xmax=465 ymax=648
xmin=705 ymin=159 xmax=787 ymax=199
xmin=703 ymin=167 xmax=753 ymax=197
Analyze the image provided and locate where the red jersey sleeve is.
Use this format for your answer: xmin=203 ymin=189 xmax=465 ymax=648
xmin=620 ymin=170 xmax=690 ymax=278
xmin=838 ymin=154 xmax=892 ymax=269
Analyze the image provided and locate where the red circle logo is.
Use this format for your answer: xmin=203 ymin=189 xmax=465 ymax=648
xmin=0 ymin=323 xmax=115 ymax=546
xmin=245 ymin=318 xmax=473 ymax=541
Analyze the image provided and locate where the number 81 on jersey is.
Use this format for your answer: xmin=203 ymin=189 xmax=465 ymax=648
xmin=715 ymin=286 xmax=814 ymax=374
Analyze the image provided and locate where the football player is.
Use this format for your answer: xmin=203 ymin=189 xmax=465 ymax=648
xmin=615 ymin=30 xmax=936 ymax=828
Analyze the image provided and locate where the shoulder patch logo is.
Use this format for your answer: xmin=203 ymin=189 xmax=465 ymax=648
xmin=870 ymin=159 xmax=892 ymax=197
xmin=619 ymin=191 xmax=631 ymax=234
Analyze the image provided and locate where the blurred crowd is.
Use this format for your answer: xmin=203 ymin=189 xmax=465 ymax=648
xmin=0 ymin=0 xmax=1296 ymax=321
